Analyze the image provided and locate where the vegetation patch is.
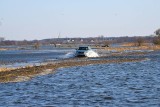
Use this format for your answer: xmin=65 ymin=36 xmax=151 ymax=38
xmin=0 ymin=56 xmax=146 ymax=83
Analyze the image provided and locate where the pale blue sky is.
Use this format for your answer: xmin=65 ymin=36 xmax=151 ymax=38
xmin=0 ymin=0 xmax=160 ymax=40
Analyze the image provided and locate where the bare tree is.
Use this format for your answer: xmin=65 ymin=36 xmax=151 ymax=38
xmin=50 ymin=42 xmax=57 ymax=47
xmin=33 ymin=42 xmax=40 ymax=49
xmin=153 ymin=37 xmax=160 ymax=45
xmin=136 ymin=37 xmax=144 ymax=46
xmin=155 ymin=28 xmax=160 ymax=36
xmin=153 ymin=29 xmax=160 ymax=45
xmin=102 ymin=40 xmax=110 ymax=47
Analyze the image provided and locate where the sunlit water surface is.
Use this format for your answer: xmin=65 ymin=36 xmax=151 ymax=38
xmin=0 ymin=51 xmax=160 ymax=107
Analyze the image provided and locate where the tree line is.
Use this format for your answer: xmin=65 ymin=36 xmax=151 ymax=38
xmin=1 ymin=28 xmax=160 ymax=47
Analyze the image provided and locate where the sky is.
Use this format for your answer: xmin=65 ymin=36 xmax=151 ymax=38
xmin=0 ymin=0 xmax=160 ymax=40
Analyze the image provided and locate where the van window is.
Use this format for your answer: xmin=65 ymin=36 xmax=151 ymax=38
xmin=78 ymin=47 xmax=88 ymax=50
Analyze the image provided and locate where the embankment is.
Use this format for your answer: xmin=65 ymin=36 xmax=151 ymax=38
xmin=0 ymin=57 xmax=146 ymax=83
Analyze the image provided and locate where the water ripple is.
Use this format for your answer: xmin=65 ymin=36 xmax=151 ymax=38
xmin=0 ymin=51 xmax=160 ymax=106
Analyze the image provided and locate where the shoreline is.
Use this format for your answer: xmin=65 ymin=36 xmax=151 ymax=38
xmin=0 ymin=45 xmax=159 ymax=83
xmin=0 ymin=56 xmax=147 ymax=83
xmin=0 ymin=48 xmax=7 ymax=51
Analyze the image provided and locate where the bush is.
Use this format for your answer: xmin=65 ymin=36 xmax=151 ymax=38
xmin=153 ymin=36 xmax=160 ymax=45
xmin=102 ymin=40 xmax=110 ymax=47
xmin=136 ymin=37 xmax=144 ymax=46
xmin=155 ymin=29 xmax=160 ymax=36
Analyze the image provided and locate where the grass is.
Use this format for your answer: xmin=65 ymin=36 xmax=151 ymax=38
xmin=104 ymin=43 xmax=160 ymax=52
xmin=1 ymin=42 xmax=159 ymax=83
xmin=0 ymin=57 xmax=146 ymax=83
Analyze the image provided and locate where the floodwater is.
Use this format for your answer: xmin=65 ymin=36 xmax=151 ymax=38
xmin=0 ymin=47 xmax=100 ymax=68
xmin=0 ymin=51 xmax=160 ymax=107
xmin=0 ymin=48 xmax=75 ymax=68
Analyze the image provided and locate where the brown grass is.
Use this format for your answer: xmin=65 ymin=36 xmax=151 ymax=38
xmin=104 ymin=44 xmax=160 ymax=52
xmin=121 ymin=42 xmax=153 ymax=47
xmin=1 ymin=43 xmax=158 ymax=83
xmin=0 ymin=48 xmax=7 ymax=51
xmin=0 ymin=57 xmax=146 ymax=83
xmin=0 ymin=68 xmax=16 ymax=72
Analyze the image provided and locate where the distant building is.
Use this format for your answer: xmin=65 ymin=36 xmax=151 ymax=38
xmin=91 ymin=40 xmax=94 ymax=43
xmin=0 ymin=37 xmax=5 ymax=42
xmin=80 ymin=39 xmax=83 ymax=41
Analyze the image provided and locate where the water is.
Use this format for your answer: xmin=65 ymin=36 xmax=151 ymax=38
xmin=0 ymin=47 xmax=100 ymax=68
xmin=85 ymin=50 xmax=99 ymax=57
xmin=2 ymin=46 xmax=151 ymax=68
xmin=0 ymin=48 xmax=75 ymax=67
xmin=0 ymin=51 xmax=160 ymax=107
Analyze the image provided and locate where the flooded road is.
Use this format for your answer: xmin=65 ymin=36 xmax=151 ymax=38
xmin=0 ymin=51 xmax=160 ymax=106
xmin=0 ymin=48 xmax=75 ymax=68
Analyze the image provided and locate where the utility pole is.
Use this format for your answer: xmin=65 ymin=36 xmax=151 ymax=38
xmin=58 ymin=32 xmax=61 ymax=38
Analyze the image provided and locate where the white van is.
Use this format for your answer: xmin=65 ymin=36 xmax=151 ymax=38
xmin=76 ymin=46 xmax=92 ymax=56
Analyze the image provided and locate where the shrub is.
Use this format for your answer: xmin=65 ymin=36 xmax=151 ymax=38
xmin=153 ymin=36 xmax=160 ymax=45
xmin=136 ymin=37 xmax=144 ymax=46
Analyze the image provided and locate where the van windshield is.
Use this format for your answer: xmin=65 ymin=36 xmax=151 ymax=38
xmin=78 ymin=47 xmax=89 ymax=50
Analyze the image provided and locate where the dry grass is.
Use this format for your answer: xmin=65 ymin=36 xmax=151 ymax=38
xmin=0 ymin=57 xmax=146 ymax=83
xmin=104 ymin=43 xmax=160 ymax=52
xmin=1 ymin=42 xmax=159 ymax=83
xmin=121 ymin=42 xmax=136 ymax=47
xmin=0 ymin=48 xmax=7 ymax=51
xmin=0 ymin=68 xmax=15 ymax=72
xmin=121 ymin=42 xmax=153 ymax=47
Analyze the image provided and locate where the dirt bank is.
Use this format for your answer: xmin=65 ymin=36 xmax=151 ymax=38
xmin=0 ymin=57 xmax=147 ymax=83
xmin=103 ymin=45 xmax=160 ymax=52
xmin=0 ymin=48 xmax=7 ymax=51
